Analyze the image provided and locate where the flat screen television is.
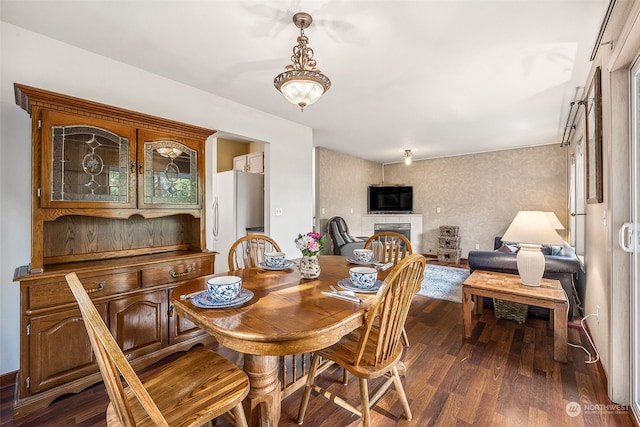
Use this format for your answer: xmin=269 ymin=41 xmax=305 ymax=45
xmin=368 ymin=185 xmax=413 ymax=214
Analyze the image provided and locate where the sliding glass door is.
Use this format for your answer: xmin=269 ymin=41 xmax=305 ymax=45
xmin=629 ymin=54 xmax=640 ymax=421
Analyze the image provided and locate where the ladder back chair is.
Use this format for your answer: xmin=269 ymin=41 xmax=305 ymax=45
xmin=364 ymin=231 xmax=414 ymax=346
xmin=228 ymin=234 xmax=281 ymax=271
xmin=65 ymin=272 xmax=250 ymax=427
xmin=297 ymin=254 xmax=426 ymax=427
xmin=364 ymin=231 xmax=413 ymax=265
xmin=228 ymin=234 xmax=325 ymax=399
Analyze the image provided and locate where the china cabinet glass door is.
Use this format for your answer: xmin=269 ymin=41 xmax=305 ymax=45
xmin=41 ymin=111 xmax=137 ymax=209
xmin=138 ymin=130 xmax=200 ymax=208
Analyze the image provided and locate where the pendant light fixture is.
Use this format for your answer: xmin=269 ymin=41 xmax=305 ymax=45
xmin=274 ymin=12 xmax=331 ymax=111
xmin=404 ymin=149 xmax=413 ymax=165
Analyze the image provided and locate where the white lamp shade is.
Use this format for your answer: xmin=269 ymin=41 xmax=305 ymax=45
xmin=545 ymin=212 xmax=565 ymax=230
xmin=501 ymin=211 xmax=563 ymax=245
xmin=501 ymin=211 xmax=563 ymax=286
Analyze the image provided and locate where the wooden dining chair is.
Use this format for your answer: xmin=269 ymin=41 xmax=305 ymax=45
xmin=64 ymin=272 xmax=250 ymax=427
xmin=297 ymin=254 xmax=426 ymax=427
xmin=364 ymin=231 xmax=414 ymax=346
xmin=228 ymin=234 xmax=282 ymax=271
xmin=364 ymin=231 xmax=413 ymax=265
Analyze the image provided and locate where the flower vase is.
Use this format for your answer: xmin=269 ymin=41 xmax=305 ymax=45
xmin=299 ymin=255 xmax=321 ymax=279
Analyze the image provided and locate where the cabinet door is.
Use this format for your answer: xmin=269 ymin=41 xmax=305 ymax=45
xmin=28 ymin=304 xmax=107 ymax=394
xmin=168 ymin=289 xmax=206 ymax=345
xmin=233 ymin=155 xmax=247 ymax=171
xmin=41 ymin=110 xmax=137 ymax=209
xmin=138 ymin=130 xmax=201 ymax=208
xmin=109 ymin=290 xmax=167 ymax=360
xmin=247 ymin=152 xmax=264 ymax=173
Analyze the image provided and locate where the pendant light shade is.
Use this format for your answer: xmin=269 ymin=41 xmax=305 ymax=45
xmin=404 ymin=149 xmax=412 ymax=165
xmin=274 ymin=12 xmax=331 ymax=111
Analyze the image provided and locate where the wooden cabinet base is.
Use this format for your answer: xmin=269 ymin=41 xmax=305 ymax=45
xmin=14 ymin=251 xmax=216 ymax=419
xmin=13 ymin=335 xmax=215 ymax=418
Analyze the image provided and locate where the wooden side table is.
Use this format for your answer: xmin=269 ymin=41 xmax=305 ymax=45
xmin=462 ymin=270 xmax=568 ymax=362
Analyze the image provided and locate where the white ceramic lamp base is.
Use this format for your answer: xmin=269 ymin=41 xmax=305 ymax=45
xmin=516 ymin=244 xmax=545 ymax=286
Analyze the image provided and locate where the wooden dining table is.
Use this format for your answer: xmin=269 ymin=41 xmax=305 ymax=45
xmin=170 ymin=255 xmax=388 ymax=427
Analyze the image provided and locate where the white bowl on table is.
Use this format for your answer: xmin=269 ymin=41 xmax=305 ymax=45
xmin=353 ymin=248 xmax=374 ymax=263
xmin=207 ymin=276 xmax=242 ymax=302
xmin=349 ymin=267 xmax=378 ymax=289
xmin=264 ymin=252 xmax=286 ymax=268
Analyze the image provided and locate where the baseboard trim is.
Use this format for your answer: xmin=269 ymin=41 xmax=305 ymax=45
xmin=1 ymin=370 xmax=18 ymax=388
xmin=423 ymin=253 xmax=469 ymax=266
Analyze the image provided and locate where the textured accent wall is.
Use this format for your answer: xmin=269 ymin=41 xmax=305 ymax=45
xmin=316 ymin=147 xmax=381 ymax=240
xmin=317 ymin=145 xmax=567 ymax=257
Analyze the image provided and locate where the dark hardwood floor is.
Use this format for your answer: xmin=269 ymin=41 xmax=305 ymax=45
xmin=1 ymin=259 xmax=636 ymax=426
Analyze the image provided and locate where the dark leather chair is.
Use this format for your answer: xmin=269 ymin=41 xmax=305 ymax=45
xmin=324 ymin=216 xmax=366 ymax=256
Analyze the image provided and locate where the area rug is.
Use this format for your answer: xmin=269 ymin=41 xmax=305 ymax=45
xmin=417 ymin=264 xmax=470 ymax=303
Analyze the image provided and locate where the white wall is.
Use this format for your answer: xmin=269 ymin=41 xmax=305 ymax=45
xmin=0 ymin=22 xmax=313 ymax=374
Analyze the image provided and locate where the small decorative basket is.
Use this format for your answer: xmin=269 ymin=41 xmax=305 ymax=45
xmin=493 ymin=299 xmax=528 ymax=323
xmin=439 ymin=225 xmax=459 ymax=237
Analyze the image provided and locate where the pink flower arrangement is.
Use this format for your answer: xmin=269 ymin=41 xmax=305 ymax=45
xmin=295 ymin=231 xmax=327 ymax=257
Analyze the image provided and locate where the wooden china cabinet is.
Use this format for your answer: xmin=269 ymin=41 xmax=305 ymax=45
xmin=12 ymin=84 xmax=217 ymax=417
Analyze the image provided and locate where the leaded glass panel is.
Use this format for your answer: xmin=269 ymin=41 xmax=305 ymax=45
xmin=51 ymin=126 xmax=130 ymax=202
xmin=143 ymin=141 xmax=197 ymax=205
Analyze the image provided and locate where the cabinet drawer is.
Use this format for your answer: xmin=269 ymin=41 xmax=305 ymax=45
xmin=141 ymin=257 xmax=213 ymax=286
xmin=28 ymin=272 xmax=139 ymax=310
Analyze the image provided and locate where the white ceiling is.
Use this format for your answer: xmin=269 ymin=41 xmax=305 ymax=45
xmin=1 ymin=0 xmax=608 ymax=164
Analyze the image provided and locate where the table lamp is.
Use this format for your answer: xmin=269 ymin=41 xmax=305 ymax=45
xmin=501 ymin=211 xmax=563 ymax=286
xmin=545 ymin=211 xmax=565 ymax=230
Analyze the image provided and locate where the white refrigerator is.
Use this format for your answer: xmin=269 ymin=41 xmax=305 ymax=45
xmin=212 ymin=170 xmax=264 ymax=273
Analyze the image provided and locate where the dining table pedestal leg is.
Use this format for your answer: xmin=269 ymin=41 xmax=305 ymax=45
xmin=243 ymin=354 xmax=281 ymax=427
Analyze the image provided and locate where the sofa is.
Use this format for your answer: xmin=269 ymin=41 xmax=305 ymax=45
xmin=467 ymin=237 xmax=581 ymax=319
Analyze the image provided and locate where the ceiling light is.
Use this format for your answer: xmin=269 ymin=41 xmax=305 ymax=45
xmin=404 ymin=150 xmax=412 ymax=165
xmin=274 ymin=12 xmax=331 ymax=111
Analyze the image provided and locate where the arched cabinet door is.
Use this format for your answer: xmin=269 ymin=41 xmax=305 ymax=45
xmin=41 ymin=110 xmax=137 ymax=209
xmin=138 ymin=129 xmax=201 ymax=209
xmin=40 ymin=112 xmax=203 ymax=210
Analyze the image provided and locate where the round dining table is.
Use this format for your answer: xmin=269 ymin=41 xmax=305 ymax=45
xmin=170 ymin=255 xmax=389 ymax=427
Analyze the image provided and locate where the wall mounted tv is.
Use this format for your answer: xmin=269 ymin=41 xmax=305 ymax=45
xmin=368 ymin=185 xmax=413 ymax=214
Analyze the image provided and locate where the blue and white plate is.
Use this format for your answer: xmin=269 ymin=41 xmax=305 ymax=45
xmin=337 ymin=278 xmax=383 ymax=294
xmin=258 ymin=260 xmax=295 ymax=271
xmin=191 ymin=289 xmax=254 ymax=309
xmin=346 ymin=258 xmax=379 ymax=267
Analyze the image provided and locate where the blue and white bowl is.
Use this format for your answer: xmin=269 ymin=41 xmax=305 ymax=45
xmin=353 ymin=248 xmax=374 ymax=263
xmin=207 ymin=276 xmax=242 ymax=302
xmin=264 ymin=252 xmax=286 ymax=268
xmin=349 ymin=267 xmax=378 ymax=289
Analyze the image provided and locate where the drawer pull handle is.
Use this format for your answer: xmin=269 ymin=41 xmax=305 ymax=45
xmin=86 ymin=281 xmax=106 ymax=293
xmin=169 ymin=267 xmax=191 ymax=278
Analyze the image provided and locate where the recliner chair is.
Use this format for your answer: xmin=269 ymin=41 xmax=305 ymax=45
xmin=324 ymin=216 xmax=366 ymax=256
